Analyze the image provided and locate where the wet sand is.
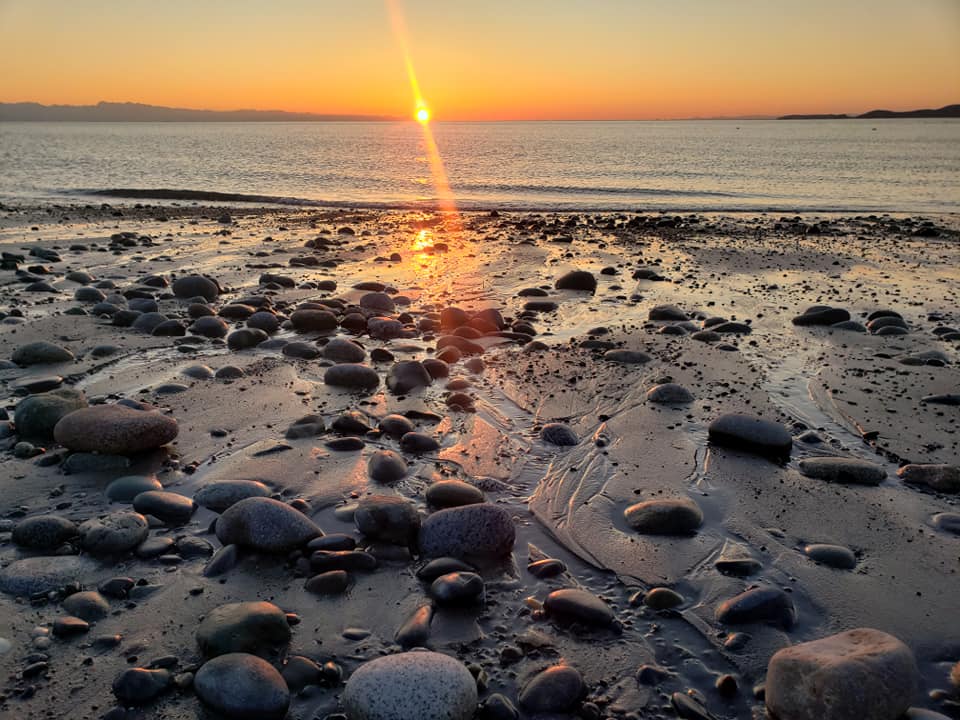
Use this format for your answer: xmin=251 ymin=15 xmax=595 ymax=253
xmin=0 ymin=201 xmax=958 ymax=719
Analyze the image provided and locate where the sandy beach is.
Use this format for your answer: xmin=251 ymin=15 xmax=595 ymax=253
xmin=0 ymin=200 xmax=957 ymax=720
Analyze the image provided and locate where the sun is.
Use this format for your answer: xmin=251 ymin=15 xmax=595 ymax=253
xmin=416 ymin=107 xmax=430 ymax=124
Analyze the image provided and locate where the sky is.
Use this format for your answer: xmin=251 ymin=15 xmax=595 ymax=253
xmin=0 ymin=0 xmax=958 ymax=120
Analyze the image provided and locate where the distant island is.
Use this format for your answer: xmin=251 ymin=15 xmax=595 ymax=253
xmin=0 ymin=101 xmax=399 ymax=122
xmin=779 ymin=104 xmax=960 ymax=120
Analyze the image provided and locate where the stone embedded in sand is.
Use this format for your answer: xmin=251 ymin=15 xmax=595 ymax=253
xmin=343 ymin=650 xmax=477 ymax=720
xmin=604 ymin=349 xmax=652 ymax=364
xmin=400 ymin=431 xmax=440 ymax=453
xmin=798 ymin=457 xmax=886 ymax=485
xmin=282 ymin=341 xmax=320 ymax=359
xmin=62 ymin=590 xmax=110 ymax=621
xmin=195 ymin=653 xmax=290 ymax=720
xmin=708 ymin=413 xmax=792 ymax=459
xmin=426 ymin=480 xmax=484 ymax=508
xmin=11 ymin=341 xmax=74 ymax=366
xmin=648 ymin=304 xmax=688 ymax=322
xmin=519 ymin=664 xmax=585 ymax=713
xmin=419 ymin=503 xmax=515 ymax=559
xmin=555 ymin=270 xmax=597 ymax=293
xmin=194 ymin=480 xmax=271 ymax=513
xmin=355 ymin=495 xmax=420 ymax=545
xmin=324 ymin=363 xmax=380 ymax=391
xmin=624 ymin=498 xmax=703 ymax=534
xmin=323 ymin=336 xmax=366 ymax=363
xmin=792 ymin=305 xmax=851 ymax=326
xmin=897 ymin=464 xmax=960 ymax=494
xmin=387 ymin=360 xmax=432 ymax=394
xmin=246 ymin=310 xmax=280 ymax=334
xmin=804 ymin=543 xmax=857 ymax=569
xmin=132 ymin=311 xmax=167 ymax=333
xmin=112 ymin=667 xmax=171 ymax=706
xmin=173 ymin=274 xmax=219 ymax=301
xmin=379 ymin=414 xmax=415 ymax=438
xmin=712 ymin=321 xmax=752 ymax=334
xmin=765 ymin=628 xmax=920 ymax=720
xmin=291 ymin=308 xmax=338 ymax=332
xmin=540 ymin=423 xmax=579 ymax=446
xmin=305 ymin=570 xmax=350 ymax=595
xmin=368 ymin=449 xmax=408 ymax=483
xmin=132 ymin=490 xmax=196 ymax=524
xmin=197 ymin=601 xmax=292 ymax=658
xmin=368 ymin=316 xmax=404 ymax=340
xmin=215 ymin=497 xmax=321 ymax=552
xmin=543 ymin=588 xmax=616 ymax=628
xmin=437 ymin=335 xmax=484 ymax=356
xmin=54 ymin=404 xmax=178 ymax=455
xmin=79 ymin=511 xmax=149 ymax=556
xmin=14 ymin=387 xmax=87 ymax=439
xmin=0 ymin=556 xmax=95 ymax=597
xmin=932 ymin=512 xmax=960 ymax=535
xmin=105 ymin=475 xmax=163 ymax=502
xmin=646 ymin=383 xmax=694 ymax=404
xmin=12 ymin=514 xmax=78 ymax=550
xmin=716 ymin=586 xmax=796 ymax=629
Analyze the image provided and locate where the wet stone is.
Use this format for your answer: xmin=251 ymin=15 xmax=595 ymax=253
xmin=624 ymin=498 xmax=703 ymax=534
xmin=79 ymin=512 xmax=149 ymax=555
xmin=426 ymin=480 xmax=484 ymax=508
xmin=355 ymin=495 xmax=420 ymax=545
xmin=519 ymin=664 xmax=585 ymax=713
xmin=325 ymin=363 xmax=380 ymax=391
xmin=54 ymin=404 xmax=178 ymax=455
xmin=215 ymin=497 xmax=321 ymax=552
xmin=646 ymin=382 xmax=694 ymax=404
xmin=419 ymin=504 xmax=515 ymax=559
xmin=540 ymin=422 xmax=579 ymax=446
xmin=543 ymin=588 xmax=616 ymax=628
xmin=799 ymin=457 xmax=886 ymax=486
xmin=194 ymin=653 xmax=290 ymax=720
xmin=716 ymin=586 xmax=796 ymax=629
xmin=133 ymin=490 xmax=197 ymax=524
xmin=368 ymin=449 xmax=407 ymax=483
xmin=708 ymin=413 xmax=792 ymax=460
xmin=105 ymin=475 xmax=163 ymax=502
xmin=304 ymin=570 xmax=350 ymax=595
xmin=62 ymin=590 xmax=110 ymax=621
xmin=12 ymin=514 xmax=78 ymax=550
xmin=430 ymin=571 xmax=485 ymax=604
xmin=112 ymin=667 xmax=171 ymax=706
xmin=400 ymin=431 xmax=440 ymax=453
xmin=196 ymin=601 xmax=292 ymax=658
xmin=804 ymin=543 xmax=857 ymax=569
xmin=194 ymin=480 xmax=272 ymax=513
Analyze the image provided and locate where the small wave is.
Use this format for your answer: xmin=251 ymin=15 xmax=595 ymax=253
xmin=452 ymin=181 xmax=751 ymax=199
xmin=80 ymin=188 xmax=329 ymax=206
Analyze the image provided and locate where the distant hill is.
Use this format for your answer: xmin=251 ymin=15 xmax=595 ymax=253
xmin=0 ymin=101 xmax=399 ymax=122
xmin=779 ymin=104 xmax=960 ymax=120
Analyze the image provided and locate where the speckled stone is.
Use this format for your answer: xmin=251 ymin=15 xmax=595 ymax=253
xmin=54 ymin=404 xmax=178 ymax=455
xmin=215 ymin=497 xmax=321 ymax=552
xmin=343 ymin=650 xmax=477 ymax=720
xmin=194 ymin=653 xmax=289 ymax=720
xmin=419 ymin=504 xmax=515 ymax=559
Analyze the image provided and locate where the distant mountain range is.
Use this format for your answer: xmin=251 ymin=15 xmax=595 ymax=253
xmin=0 ymin=101 xmax=399 ymax=122
xmin=779 ymin=104 xmax=960 ymax=120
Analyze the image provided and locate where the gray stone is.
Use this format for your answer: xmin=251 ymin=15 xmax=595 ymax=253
xmin=54 ymin=405 xmax=178 ymax=455
xmin=12 ymin=514 xmax=78 ymax=549
xmin=648 ymin=304 xmax=688 ymax=321
xmin=555 ymin=270 xmax=597 ymax=293
xmin=112 ymin=667 xmax=171 ymax=706
xmin=897 ymin=464 xmax=960 ymax=494
xmin=62 ymin=590 xmax=110 ymax=621
xmin=11 ymin=341 xmax=74 ymax=366
xmin=716 ymin=586 xmax=796 ymax=629
xmin=195 ymin=653 xmax=289 ymax=720
xmin=133 ymin=490 xmax=196 ymax=524
xmin=604 ymin=349 xmax=652 ymax=364
xmin=804 ymin=544 xmax=857 ymax=569
xmin=0 ymin=556 xmax=96 ymax=596
xmin=387 ymin=361 xmax=432 ymax=394
xmin=215 ymin=497 xmax=321 ymax=552
xmin=519 ymin=664 xmax=585 ymax=713
xmin=189 ymin=316 xmax=229 ymax=338
xmin=799 ymin=457 xmax=886 ymax=486
xmin=194 ymin=480 xmax=271 ymax=513
xmin=355 ymin=495 xmax=420 ymax=545
xmin=323 ymin=337 xmax=366 ymax=363
xmin=105 ymin=475 xmax=163 ymax=502
xmin=646 ymin=383 xmax=693 ymax=404
xmin=765 ymin=628 xmax=920 ymax=720
xmin=197 ymin=601 xmax=292 ymax=657
xmin=173 ymin=274 xmax=219 ymax=301
xmin=708 ymin=413 xmax=792 ymax=459
xmin=79 ymin=512 xmax=149 ymax=555
xmin=425 ymin=480 xmax=484 ymax=508
xmin=368 ymin=449 xmax=407 ymax=483
xmin=624 ymin=498 xmax=703 ymax=534
xmin=540 ymin=423 xmax=578 ymax=446
xmin=227 ymin=328 xmax=268 ymax=350
xmin=419 ymin=503 xmax=515 ymax=559
xmin=400 ymin=431 xmax=440 ymax=453
xmin=430 ymin=571 xmax=484 ymax=604
xmin=14 ymin=388 xmax=87 ymax=439
xmin=325 ymin=363 xmax=380 ymax=391
xmin=343 ymin=650 xmax=477 ymax=720
xmin=543 ymin=588 xmax=616 ymax=627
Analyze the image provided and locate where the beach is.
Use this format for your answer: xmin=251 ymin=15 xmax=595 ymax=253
xmin=0 ymin=200 xmax=958 ymax=719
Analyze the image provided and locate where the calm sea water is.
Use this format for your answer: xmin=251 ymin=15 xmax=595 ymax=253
xmin=1 ymin=120 xmax=958 ymax=213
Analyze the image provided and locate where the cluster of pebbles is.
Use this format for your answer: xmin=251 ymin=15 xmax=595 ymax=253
xmin=0 ymin=204 xmax=957 ymax=720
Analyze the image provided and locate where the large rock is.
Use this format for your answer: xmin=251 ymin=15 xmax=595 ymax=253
xmin=14 ymin=388 xmax=87 ymax=439
xmin=0 ymin=556 xmax=95 ymax=596
xmin=194 ymin=653 xmax=289 ymax=720
xmin=173 ymin=274 xmax=219 ymax=301
xmin=11 ymin=341 xmax=74 ymax=366
xmin=419 ymin=504 xmax=515 ymax=559
xmin=343 ymin=650 xmax=477 ymax=720
xmin=708 ymin=413 xmax=792 ymax=459
xmin=765 ymin=628 xmax=920 ymax=720
xmin=215 ymin=497 xmax=321 ymax=552
xmin=197 ymin=601 xmax=292 ymax=657
xmin=798 ymin=457 xmax=886 ymax=486
xmin=54 ymin=404 xmax=178 ymax=455
xmin=387 ymin=361 xmax=432 ymax=394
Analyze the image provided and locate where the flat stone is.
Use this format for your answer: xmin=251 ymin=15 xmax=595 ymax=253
xmin=799 ymin=457 xmax=886 ymax=486
xmin=194 ymin=480 xmax=271 ymax=513
xmin=12 ymin=341 xmax=74 ymax=366
xmin=105 ymin=475 xmax=163 ymax=502
xmin=0 ymin=556 xmax=95 ymax=596
xmin=133 ymin=490 xmax=197 ymax=524
xmin=897 ymin=464 xmax=960 ymax=494
xmin=12 ymin=514 xmax=78 ymax=549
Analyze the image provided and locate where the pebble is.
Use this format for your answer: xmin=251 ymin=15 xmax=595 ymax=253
xmin=519 ymin=664 xmax=585 ymax=713
xmin=215 ymin=497 xmax=321 ymax=552
xmin=387 ymin=360 xmax=433 ymax=393
xmin=624 ymin=497 xmax=703 ymax=534
xmin=430 ymin=571 xmax=485 ymax=604
xmin=194 ymin=653 xmax=290 ymax=720
xmin=646 ymin=382 xmax=694 ymax=404
xmin=62 ymin=590 xmax=110 ymax=621
xmin=765 ymin=628 xmax=919 ymax=720
xmin=643 ymin=587 xmax=685 ymax=610
xmin=419 ymin=504 xmax=515 ymax=559
xmin=708 ymin=413 xmax=792 ymax=459
xmin=132 ymin=490 xmax=197 ymax=524
xmin=112 ymin=667 xmax=171 ymax=706
xmin=11 ymin=341 xmax=75 ymax=366
xmin=173 ymin=274 xmax=219 ymax=301
xmin=395 ymin=604 xmax=433 ymax=648
xmin=304 ymin=570 xmax=350 ymax=595
xmin=197 ymin=601 xmax=292 ymax=657
xmin=354 ymin=495 xmax=420 ymax=544
xmin=325 ymin=363 xmax=380 ymax=391
xmin=54 ymin=404 xmax=178 ymax=455
xmin=323 ymin=336 xmax=366 ymax=363
xmin=897 ymin=464 xmax=960 ymax=494
xmin=425 ymin=480 xmax=484 ymax=508
xmin=792 ymin=305 xmax=851 ymax=326
xmin=798 ymin=457 xmax=886 ymax=485
xmin=194 ymin=479 xmax=272 ymax=512
xmin=648 ymin=304 xmax=688 ymax=321
xmin=555 ymin=270 xmax=597 ymax=293
xmin=343 ymin=650 xmax=478 ymax=720
xmin=803 ymin=543 xmax=857 ymax=569
xmin=400 ymin=431 xmax=440 ymax=453
xmin=227 ymin=327 xmax=268 ymax=350
xmin=716 ymin=586 xmax=796 ymax=629
xmin=543 ymin=588 xmax=616 ymax=627
xmin=105 ymin=475 xmax=163 ymax=502
xmin=14 ymin=388 xmax=87 ymax=439
xmin=367 ymin=449 xmax=408 ymax=483
xmin=12 ymin=514 xmax=78 ymax=549
xmin=0 ymin=556 xmax=94 ymax=596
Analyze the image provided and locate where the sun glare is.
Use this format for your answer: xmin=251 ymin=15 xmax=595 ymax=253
xmin=416 ymin=107 xmax=430 ymax=123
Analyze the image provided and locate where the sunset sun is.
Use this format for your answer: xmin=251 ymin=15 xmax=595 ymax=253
xmin=416 ymin=106 xmax=430 ymax=124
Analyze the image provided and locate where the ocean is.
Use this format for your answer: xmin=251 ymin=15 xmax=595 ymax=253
xmin=1 ymin=119 xmax=958 ymax=213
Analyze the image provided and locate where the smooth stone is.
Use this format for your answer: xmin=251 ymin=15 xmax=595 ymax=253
xmin=282 ymin=341 xmax=320 ymax=359
xmin=194 ymin=653 xmax=289 ymax=720
xmin=519 ymin=664 xmax=585 ymax=713
xmin=326 ymin=436 xmax=366 ymax=451
xmin=792 ymin=306 xmax=851 ymax=326
xmin=280 ymin=655 xmax=322 ymax=691
xmin=105 ymin=475 xmax=162 ymax=502
xmin=177 ymin=536 xmax=214 ymax=558
xmin=246 ymin=311 xmax=280 ymax=333
xmin=387 ymin=360 xmax=433 ymax=394
xmin=323 ymin=337 xmax=366 ymax=363
xmin=400 ymin=431 xmax=440 ymax=453
xmin=53 ymin=615 xmax=90 ymax=637
xmin=12 ymin=514 xmax=78 ymax=549
xmin=304 ymin=570 xmax=350 ymax=595
xmin=203 ymin=544 xmax=239 ymax=577
xmin=543 ymin=588 xmax=616 ymax=627
xmin=0 ymin=556 xmax=94 ymax=596
xmin=112 ymin=667 xmax=171 ymax=705
xmin=291 ymin=308 xmax=338 ymax=332
xmin=368 ymin=449 xmax=407 ymax=483
xmin=804 ymin=543 xmax=857 ymax=569
xmin=54 ymin=405 xmax=178 ymax=455
xmin=708 ymin=413 xmax=792 ymax=459
xmin=932 ymin=512 xmax=960 ymax=535
xmin=643 ymin=587 xmax=685 ymax=610
xmin=215 ymin=497 xmax=321 ymax=552
xmin=307 ymin=534 xmax=357 ymax=551
xmin=416 ymin=557 xmax=476 ymax=581
xmin=136 ymin=536 xmax=175 ymax=558
xmin=355 ymin=495 xmax=420 ymax=545
xmin=897 ymin=464 xmax=960 ymax=494
xmin=14 ymin=388 xmax=87 ymax=439
xmin=528 ymin=558 xmax=566 ymax=578
xmin=172 ymin=274 xmax=219 ymax=301
xmin=540 ymin=422 xmax=579 ymax=446
xmin=343 ymin=650 xmax=478 ymax=720
xmin=555 ymin=270 xmax=597 ymax=293
xmin=624 ymin=498 xmax=703 ymax=534
xmin=765 ymin=628 xmax=919 ymax=720
xmin=646 ymin=383 xmax=694 ymax=404
xmin=197 ymin=601 xmax=292 ymax=658
xmin=310 ymin=550 xmax=378 ymax=572
xmin=227 ymin=328 xmax=268 ymax=350
xmin=716 ymin=586 xmax=796 ymax=629
xmin=194 ymin=480 xmax=271 ymax=513
xmin=602 ymin=349 xmax=653 ymax=365
xmin=189 ymin=316 xmax=229 ymax=338
xmin=79 ymin=512 xmax=149 ymax=555
xmin=419 ymin=504 xmax=515 ymax=559
xmin=426 ymin=480 xmax=484 ymax=508
xmin=648 ymin=304 xmax=688 ymax=321
xmin=133 ymin=490 xmax=196 ymax=524
xmin=325 ymin=363 xmax=380 ymax=391
xmin=12 ymin=341 xmax=74 ymax=366
xmin=378 ymin=413 xmax=415 ymax=438
xmin=430 ymin=571 xmax=484 ymax=604
xmin=798 ymin=457 xmax=886 ymax=486
xmin=360 ymin=291 xmax=395 ymax=312
xmin=62 ymin=451 xmax=131 ymax=474
xmin=62 ymin=590 xmax=110 ymax=621
xmin=182 ymin=364 xmax=215 ymax=379
xmin=395 ymin=604 xmax=433 ymax=648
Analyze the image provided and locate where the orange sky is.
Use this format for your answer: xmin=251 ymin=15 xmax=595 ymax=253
xmin=1 ymin=0 xmax=958 ymax=120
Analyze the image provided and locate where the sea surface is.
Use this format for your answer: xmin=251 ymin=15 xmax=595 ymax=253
xmin=1 ymin=119 xmax=958 ymax=213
